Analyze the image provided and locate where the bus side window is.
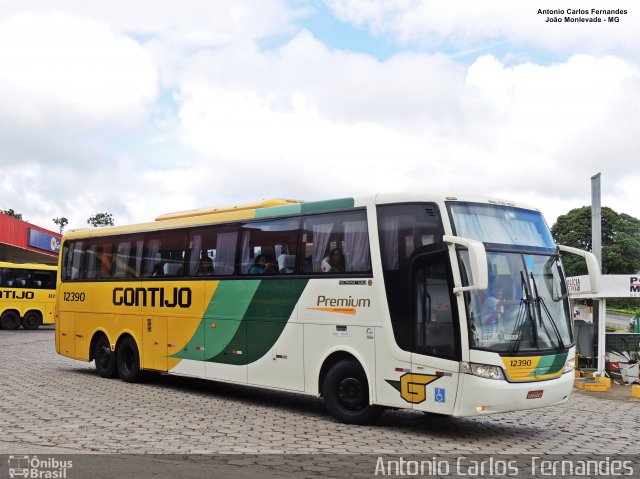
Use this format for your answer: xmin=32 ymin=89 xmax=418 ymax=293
xmin=142 ymin=230 xmax=188 ymax=278
xmin=239 ymin=218 xmax=301 ymax=275
xmin=301 ymin=210 xmax=371 ymax=274
xmin=186 ymin=225 xmax=239 ymax=277
xmin=68 ymin=241 xmax=85 ymax=280
xmin=113 ymin=237 xmax=143 ymax=278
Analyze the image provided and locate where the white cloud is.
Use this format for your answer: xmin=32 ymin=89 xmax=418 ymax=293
xmin=171 ymin=33 xmax=640 ymax=224
xmin=0 ymin=4 xmax=638 ymax=233
xmin=0 ymin=14 xmax=157 ymax=128
xmin=325 ymin=0 xmax=640 ymax=58
xmin=0 ymin=1 xmax=302 ymax=47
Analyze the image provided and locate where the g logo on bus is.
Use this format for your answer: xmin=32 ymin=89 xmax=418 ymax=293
xmin=386 ymin=373 xmax=442 ymax=404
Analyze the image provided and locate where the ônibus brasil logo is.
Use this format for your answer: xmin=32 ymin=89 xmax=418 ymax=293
xmin=7 ymin=455 xmax=72 ymax=479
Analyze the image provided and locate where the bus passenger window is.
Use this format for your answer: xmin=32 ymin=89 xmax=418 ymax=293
xmin=113 ymin=237 xmax=143 ymax=278
xmin=239 ymin=218 xmax=300 ymax=275
xmin=301 ymin=210 xmax=371 ymax=274
xmin=142 ymin=230 xmax=187 ymax=278
xmin=187 ymin=225 xmax=238 ymax=277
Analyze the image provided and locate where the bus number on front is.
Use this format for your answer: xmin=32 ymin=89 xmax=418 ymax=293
xmin=510 ymin=359 xmax=532 ymax=367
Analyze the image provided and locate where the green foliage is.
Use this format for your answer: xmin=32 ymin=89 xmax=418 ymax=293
xmin=52 ymin=217 xmax=69 ymax=234
xmin=1 ymin=208 xmax=22 ymax=220
xmin=551 ymin=206 xmax=640 ymax=277
xmin=87 ymin=212 xmax=115 ymax=228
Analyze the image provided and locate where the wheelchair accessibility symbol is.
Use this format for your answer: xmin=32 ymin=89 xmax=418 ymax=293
xmin=435 ymin=388 xmax=446 ymax=403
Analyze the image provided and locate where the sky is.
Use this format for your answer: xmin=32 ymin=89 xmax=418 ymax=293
xmin=0 ymin=0 xmax=638 ymax=232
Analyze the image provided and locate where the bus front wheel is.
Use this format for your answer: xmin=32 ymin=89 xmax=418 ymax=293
xmin=116 ymin=337 xmax=141 ymax=383
xmin=0 ymin=310 xmax=20 ymax=330
xmin=94 ymin=335 xmax=118 ymax=378
xmin=322 ymin=359 xmax=382 ymax=424
xmin=21 ymin=311 xmax=42 ymax=330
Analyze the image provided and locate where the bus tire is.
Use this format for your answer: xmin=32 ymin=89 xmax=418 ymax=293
xmin=94 ymin=335 xmax=118 ymax=379
xmin=0 ymin=310 xmax=20 ymax=330
xmin=21 ymin=311 xmax=42 ymax=330
xmin=116 ymin=336 xmax=141 ymax=383
xmin=322 ymin=359 xmax=382 ymax=425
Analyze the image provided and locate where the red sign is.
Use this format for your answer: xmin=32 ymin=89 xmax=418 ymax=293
xmin=527 ymin=390 xmax=544 ymax=399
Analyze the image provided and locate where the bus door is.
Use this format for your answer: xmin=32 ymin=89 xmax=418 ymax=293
xmin=409 ymin=251 xmax=460 ymax=415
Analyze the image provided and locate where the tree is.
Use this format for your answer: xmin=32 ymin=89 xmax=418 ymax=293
xmin=87 ymin=212 xmax=115 ymax=228
xmin=551 ymin=206 xmax=640 ymax=277
xmin=53 ymin=217 xmax=69 ymax=234
xmin=1 ymin=209 xmax=22 ymax=220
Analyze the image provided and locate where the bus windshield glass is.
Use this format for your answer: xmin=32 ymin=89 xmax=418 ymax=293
xmin=449 ymin=203 xmax=555 ymax=252
xmin=450 ymin=203 xmax=572 ymax=353
xmin=459 ymin=251 xmax=572 ymax=352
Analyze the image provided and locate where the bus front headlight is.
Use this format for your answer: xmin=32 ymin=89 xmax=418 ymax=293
xmin=460 ymin=362 xmax=506 ymax=380
xmin=563 ymin=357 xmax=575 ymax=373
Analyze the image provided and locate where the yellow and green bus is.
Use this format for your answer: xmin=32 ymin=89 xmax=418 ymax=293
xmin=55 ymin=194 xmax=599 ymax=424
xmin=0 ymin=262 xmax=57 ymax=330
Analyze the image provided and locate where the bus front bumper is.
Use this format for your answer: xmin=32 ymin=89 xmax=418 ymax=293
xmin=455 ymin=371 xmax=574 ymax=416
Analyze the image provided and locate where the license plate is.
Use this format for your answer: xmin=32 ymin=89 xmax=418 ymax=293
xmin=527 ymin=390 xmax=544 ymax=399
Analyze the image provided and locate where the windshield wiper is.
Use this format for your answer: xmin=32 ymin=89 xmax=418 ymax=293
xmin=511 ymin=271 xmax=537 ymax=353
xmin=530 ymin=272 xmax=565 ymax=351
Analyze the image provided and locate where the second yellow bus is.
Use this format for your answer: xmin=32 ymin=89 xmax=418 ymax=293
xmin=0 ymin=262 xmax=57 ymax=330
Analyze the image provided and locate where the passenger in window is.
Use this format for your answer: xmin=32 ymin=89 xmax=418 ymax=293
xmin=249 ymin=254 xmax=277 ymax=275
xmin=483 ymin=285 xmax=504 ymax=325
xmin=321 ymin=248 xmax=346 ymax=273
xmin=151 ymin=263 xmax=165 ymax=277
xmin=196 ymin=257 xmax=215 ymax=276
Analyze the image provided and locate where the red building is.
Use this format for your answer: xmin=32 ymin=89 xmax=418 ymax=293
xmin=0 ymin=213 xmax=60 ymax=265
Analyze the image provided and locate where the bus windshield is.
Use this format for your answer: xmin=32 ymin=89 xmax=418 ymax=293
xmin=450 ymin=203 xmax=571 ymax=353
xmin=459 ymin=251 xmax=572 ymax=352
xmin=449 ymin=203 xmax=556 ymax=253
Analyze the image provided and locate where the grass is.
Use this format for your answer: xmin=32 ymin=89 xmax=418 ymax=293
xmin=607 ymin=308 xmax=639 ymax=317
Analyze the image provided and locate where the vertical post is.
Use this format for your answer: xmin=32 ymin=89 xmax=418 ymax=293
xmin=591 ymin=173 xmax=602 ymax=269
xmin=591 ymin=173 xmax=605 ymax=376
xmin=597 ymin=298 xmax=607 ymax=377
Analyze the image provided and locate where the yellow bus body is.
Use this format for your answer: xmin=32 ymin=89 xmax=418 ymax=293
xmin=55 ymin=198 xmax=299 ymax=365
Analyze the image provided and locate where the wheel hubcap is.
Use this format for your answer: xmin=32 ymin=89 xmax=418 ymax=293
xmin=338 ymin=377 xmax=365 ymax=411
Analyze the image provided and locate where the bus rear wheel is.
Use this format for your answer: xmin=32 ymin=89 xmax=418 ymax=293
xmin=0 ymin=310 xmax=20 ymax=330
xmin=116 ymin=337 xmax=141 ymax=383
xmin=21 ymin=311 xmax=42 ymax=330
xmin=322 ymin=359 xmax=382 ymax=424
xmin=94 ymin=335 xmax=118 ymax=378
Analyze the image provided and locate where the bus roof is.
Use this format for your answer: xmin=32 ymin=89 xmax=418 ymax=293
xmin=0 ymin=261 xmax=57 ymax=271
xmin=155 ymin=198 xmax=303 ymax=221
xmin=61 ymin=193 xmax=541 ymax=241
xmin=62 ymin=197 xmax=356 ymax=240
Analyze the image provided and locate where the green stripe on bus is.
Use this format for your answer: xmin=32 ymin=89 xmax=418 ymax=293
xmin=207 ymin=278 xmax=308 ymax=365
xmin=254 ymin=198 xmax=354 ymax=218
xmin=300 ymin=198 xmax=354 ymax=214
xmin=172 ymin=280 xmax=260 ymax=360
xmin=255 ymin=204 xmax=303 ymax=218
xmin=529 ymin=353 xmax=568 ymax=376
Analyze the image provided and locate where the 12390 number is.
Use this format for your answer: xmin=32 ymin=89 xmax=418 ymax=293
xmin=64 ymin=292 xmax=86 ymax=302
